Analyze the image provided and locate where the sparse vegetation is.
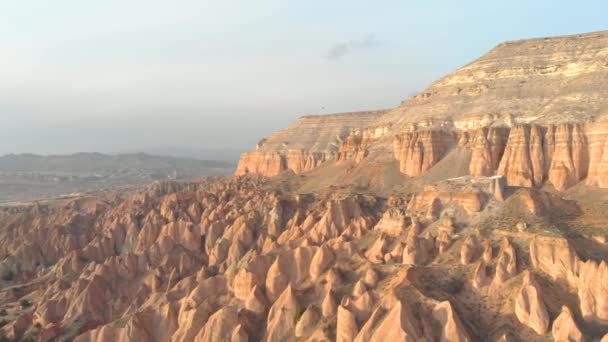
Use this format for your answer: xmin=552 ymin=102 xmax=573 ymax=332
xmin=294 ymin=305 xmax=305 ymax=324
xmin=1 ymin=270 xmax=14 ymax=282
xmin=19 ymin=299 xmax=32 ymax=309
xmin=443 ymin=277 xmax=465 ymax=295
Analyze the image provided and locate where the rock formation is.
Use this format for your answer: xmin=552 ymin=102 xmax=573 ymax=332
xmin=514 ymin=271 xmax=550 ymax=335
xmin=432 ymin=301 xmax=472 ymax=342
xmin=552 ymin=306 xmax=585 ymax=342
xmin=393 ymin=130 xmax=456 ymax=177
xmin=336 ymin=305 xmax=358 ymax=342
xmin=2 ymin=30 xmax=608 ymax=342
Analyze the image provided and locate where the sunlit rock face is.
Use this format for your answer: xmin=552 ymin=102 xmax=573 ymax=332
xmin=235 ymin=110 xmax=387 ymax=176
xmin=236 ymin=31 xmax=608 ymax=192
xmin=3 ymin=30 xmax=608 ymax=342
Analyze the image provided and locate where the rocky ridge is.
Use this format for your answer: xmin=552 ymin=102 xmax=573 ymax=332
xmin=237 ymin=31 xmax=608 ymax=194
xmin=1 ymin=30 xmax=608 ymax=342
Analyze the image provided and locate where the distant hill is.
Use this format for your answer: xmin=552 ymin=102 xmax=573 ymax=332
xmin=0 ymin=152 xmax=235 ymax=202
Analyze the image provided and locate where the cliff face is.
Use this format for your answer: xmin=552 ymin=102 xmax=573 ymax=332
xmin=236 ymin=31 xmax=608 ymax=192
xmin=469 ymin=127 xmax=509 ymax=177
xmin=393 ymin=130 xmax=456 ymax=177
xmin=4 ymin=30 xmax=608 ymax=342
xmin=235 ymin=111 xmax=388 ymax=176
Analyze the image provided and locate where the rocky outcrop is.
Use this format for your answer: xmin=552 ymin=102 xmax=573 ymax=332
xmin=295 ymin=306 xmax=319 ymax=338
xmin=393 ymin=130 xmax=456 ymax=177
xmin=368 ymin=300 xmax=425 ymax=341
xmin=460 ymin=235 xmax=478 ymax=265
xmin=236 ymin=111 xmax=386 ymax=176
xmin=546 ymin=124 xmax=588 ymax=191
xmin=336 ymin=305 xmax=358 ymax=342
xmin=578 ymin=259 xmax=608 ymax=321
xmin=432 ymin=301 xmax=472 ymax=342
xmin=497 ymin=125 xmax=544 ymax=187
xmin=402 ymin=233 xmax=434 ymax=265
xmin=586 ymin=122 xmax=608 ymax=187
xmin=491 ymin=238 xmax=517 ymax=287
xmin=469 ymin=127 xmax=509 ymax=176
xmin=6 ymin=30 xmax=608 ymax=342
xmin=321 ymin=291 xmax=338 ymax=318
xmin=337 ymin=126 xmax=389 ymax=163
xmin=309 ymin=244 xmax=334 ymax=279
xmin=530 ymin=236 xmax=608 ymax=322
xmin=236 ymin=150 xmax=330 ymax=176
xmin=195 ymin=306 xmax=239 ymax=342
xmin=407 ymin=191 xmax=485 ymax=214
xmin=552 ymin=306 xmax=585 ymax=342
xmin=529 ymin=236 xmax=579 ymax=287
xmin=373 ymin=208 xmax=408 ymax=236
xmin=265 ymin=285 xmax=298 ymax=342
xmin=233 ymin=31 xmax=608 ymax=193
xmin=514 ymin=271 xmax=550 ymax=335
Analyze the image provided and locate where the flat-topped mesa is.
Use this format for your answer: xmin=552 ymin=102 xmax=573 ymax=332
xmin=236 ymin=110 xmax=388 ymax=176
xmin=236 ymin=31 xmax=608 ymax=189
xmin=391 ymin=31 xmax=608 ymax=127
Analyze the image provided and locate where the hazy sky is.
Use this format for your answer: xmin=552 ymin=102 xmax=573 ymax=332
xmin=1 ymin=1 xmax=606 ymax=156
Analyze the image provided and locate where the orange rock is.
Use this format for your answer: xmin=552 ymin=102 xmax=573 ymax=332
xmin=432 ymin=301 xmax=472 ymax=342
xmin=245 ymin=285 xmax=268 ymax=314
xmin=514 ymin=271 xmax=549 ymax=335
xmin=374 ymin=208 xmax=408 ymax=236
xmin=394 ymin=130 xmax=456 ymax=177
xmin=172 ymin=303 xmax=211 ymax=342
xmin=352 ymin=280 xmax=367 ymax=297
xmin=195 ymin=306 xmax=239 ymax=342
xmin=460 ymin=235 xmax=478 ymax=265
xmin=482 ymin=239 xmax=493 ymax=262
xmin=265 ymin=257 xmax=289 ymax=303
xmin=491 ymin=238 xmax=517 ymax=287
xmin=321 ymin=291 xmax=338 ymax=318
xmin=336 ymin=305 xmax=358 ymax=342
xmin=366 ymin=235 xmax=388 ymax=264
xmin=552 ymin=306 xmax=585 ymax=342
xmin=350 ymin=291 xmax=375 ymax=323
xmin=362 ymin=266 xmax=379 ymax=288
xmin=529 ymin=236 xmax=579 ymax=287
xmin=547 ymin=123 xmax=588 ymax=191
xmin=577 ymin=259 xmax=608 ymax=321
xmin=402 ymin=233 xmax=434 ymax=265
xmin=469 ymin=127 xmax=509 ymax=177
xmin=497 ymin=125 xmax=544 ymax=187
xmin=472 ymin=261 xmax=490 ymax=289
xmin=309 ymin=244 xmax=335 ymax=279
xmin=369 ymin=300 xmax=424 ymax=341
xmin=231 ymin=325 xmax=249 ymax=342
xmin=295 ymin=306 xmax=319 ymax=338
xmin=265 ymin=285 xmax=298 ymax=341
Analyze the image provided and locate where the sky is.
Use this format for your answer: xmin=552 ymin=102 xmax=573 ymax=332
xmin=0 ymin=1 xmax=606 ymax=157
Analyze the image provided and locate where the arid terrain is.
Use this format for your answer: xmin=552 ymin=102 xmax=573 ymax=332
xmin=1 ymin=31 xmax=608 ymax=341
xmin=0 ymin=153 xmax=234 ymax=204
